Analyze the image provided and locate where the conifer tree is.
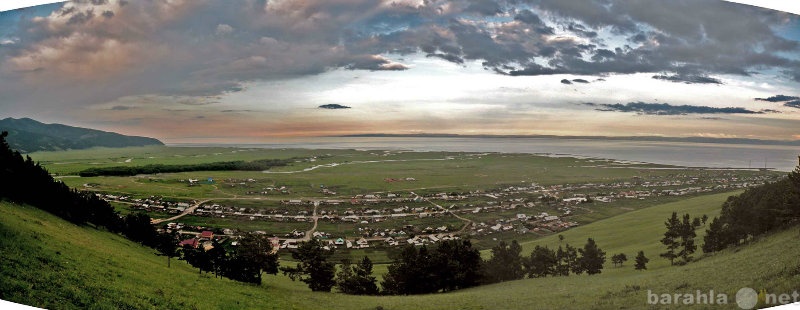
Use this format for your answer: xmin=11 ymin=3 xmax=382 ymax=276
xmin=634 ymin=251 xmax=649 ymax=270
xmin=660 ymin=212 xmax=680 ymax=265
xmin=281 ymin=239 xmax=336 ymax=292
xmin=678 ymin=213 xmax=697 ymax=263
xmin=578 ymin=238 xmax=606 ymax=275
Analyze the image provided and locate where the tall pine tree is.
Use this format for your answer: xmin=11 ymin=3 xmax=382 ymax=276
xmin=678 ymin=213 xmax=697 ymax=263
xmin=660 ymin=212 xmax=681 ymax=265
xmin=578 ymin=238 xmax=606 ymax=275
xmin=281 ymin=239 xmax=336 ymax=292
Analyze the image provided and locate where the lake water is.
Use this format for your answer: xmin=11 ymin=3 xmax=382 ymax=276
xmin=173 ymin=137 xmax=800 ymax=172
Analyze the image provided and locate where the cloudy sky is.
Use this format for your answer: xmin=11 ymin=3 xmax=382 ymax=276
xmin=1 ymin=0 xmax=799 ymax=142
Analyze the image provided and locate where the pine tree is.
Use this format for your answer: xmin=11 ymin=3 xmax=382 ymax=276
xmin=524 ymin=245 xmax=556 ymax=278
xmin=207 ymin=239 xmax=227 ymax=278
xmin=336 ymin=256 xmax=379 ymax=295
xmin=381 ymin=245 xmax=418 ymax=295
xmin=702 ymin=216 xmax=727 ymax=253
xmin=692 ymin=217 xmax=701 ymax=228
xmin=483 ymin=240 xmax=524 ymax=283
xmin=660 ymin=212 xmax=680 ymax=265
xmin=353 ymin=256 xmax=379 ymax=295
xmin=234 ymin=233 xmax=279 ymax=284
xmin=578 ymin=238 xmax=606 ymax=275
xmin=280 ymin=239 xmax=336 ymax=292
xmin=554 ymin=245 xmax=570 ymax=276
xmin=564 ymin=243 xmax=582 ymax=275
xmin=678 ymin=213 xmax=697 ymax=263
xmin=634 ymin=251 xmax=649 ymax=270
xmin=156 ymin=230 xmax=179 ymax=268
xmin=433 ymin=240 xmax=482 ymax=291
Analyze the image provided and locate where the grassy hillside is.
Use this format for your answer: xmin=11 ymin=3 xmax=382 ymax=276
xmin=1 ymin=192 xmax=798 ymax=309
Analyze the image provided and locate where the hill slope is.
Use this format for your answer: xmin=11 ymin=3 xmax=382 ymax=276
xmin=1 ymin=193 xmax=798 ymax=309
xmin=0 ymin=118 xmax=163 ymax=153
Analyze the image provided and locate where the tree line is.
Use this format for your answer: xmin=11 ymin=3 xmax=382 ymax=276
xmin=180 ymin=233 xmax=279 ymax=284
xmin=0 ymin=131 xmax=123 ymax=231
xmin=279 ymin=237 xmax=650 ymax=295
xmin=702 ymin=165 xmax=800 ymax=253
xmin=78 ymin=158 xmax=292 ymax=177
xmin=0 ymin=131 xmax=279 ymax=286
xmin=657 ymin=160 xmax=800 ymax=263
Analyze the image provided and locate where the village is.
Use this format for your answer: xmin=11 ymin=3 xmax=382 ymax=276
xmin=98 ymin=169 xmax=782 ymax=252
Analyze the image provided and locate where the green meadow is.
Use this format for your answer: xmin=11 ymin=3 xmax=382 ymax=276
xmin=33 ymin=146 xmax=715 ymax=200
xmin=2 ymin=190 xmax=798 ymax=309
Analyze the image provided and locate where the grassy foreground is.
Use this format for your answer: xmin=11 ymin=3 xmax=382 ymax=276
xmin=1 ymin=192 xmax=798 ymax=309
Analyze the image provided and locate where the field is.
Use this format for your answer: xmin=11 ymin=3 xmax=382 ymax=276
xmin=2 ymin=191 xmax=799 ymax=309
xmin=28 ymin=146 xmax=784 ymax=255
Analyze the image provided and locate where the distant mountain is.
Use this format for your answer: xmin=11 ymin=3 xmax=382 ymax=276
xmin=0 ymin=117 xmax=163 ymax=153
xmin=339 ymin=133 xmax=800 ymax=146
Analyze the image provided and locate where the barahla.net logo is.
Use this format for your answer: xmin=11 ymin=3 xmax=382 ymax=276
xmin=648 ymin=287 xmax=800 ymax=309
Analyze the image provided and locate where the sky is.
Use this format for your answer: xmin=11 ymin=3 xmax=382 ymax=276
xmin=1 ymin=1 xmax=800 ymax=143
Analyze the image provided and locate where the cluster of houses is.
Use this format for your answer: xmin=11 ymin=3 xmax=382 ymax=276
xmin=106 ymin=170 xmax=782 ymax=253
xmin=471 ymin=212 xmax=579 ymax=237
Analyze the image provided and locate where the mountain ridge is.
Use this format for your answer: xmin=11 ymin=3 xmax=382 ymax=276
xmin=0 ymin=117 xmax=163 ymax=153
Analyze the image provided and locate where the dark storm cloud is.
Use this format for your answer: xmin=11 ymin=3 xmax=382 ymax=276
xmin=785 ymin=101 xmax=800 ymax=109
xmin=755 ymin=95 xmax=800 ymax=102
xmin=464 ymin=0 xmax=503 ymax=16
xmin=587 ymin=102 xmax=762 ymax=115
xmin=652 ymin=74 xmax=723 ymax=85
xmin=567 ymin=22 xmax=597 ymax=38
xmin=426 ymin=53 xmax=465 ymax=64
xmin=754 ymin=95 xmax=800 ymax=109
xmin=513 ymin=9 xmax=554 ymax=34
xmin=2 ymin=0 xmax=800 ymax=113
xmin=571 ymin=78 xmax=589 ymax=83
xmin=560 ymin=79 xmax=572 ymax=84
xmin=319 ymin=104 xmax=351 ymax=110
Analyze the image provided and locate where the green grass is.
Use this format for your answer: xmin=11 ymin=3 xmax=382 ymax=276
xmin=2 ymin=190 xmax=798 ymax=309
xmin=510 ymin=192 xmax=732 ymax=265
xmin=38 ymin=146 xmax=758 ymax=199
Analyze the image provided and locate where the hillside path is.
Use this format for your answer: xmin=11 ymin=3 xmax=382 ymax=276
xmin=151 ymin=199 xmax=210 ymax=224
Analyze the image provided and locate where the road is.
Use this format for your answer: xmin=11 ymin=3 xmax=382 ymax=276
xmin=300 ymin=200 xmax=320 ymax=241
xmin=151 ymin=199 xmax=211 ymax=224
xmin=414 ymin=192 xmax=474 ymax=235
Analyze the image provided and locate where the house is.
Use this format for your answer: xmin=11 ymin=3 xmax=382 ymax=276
xmin=200 ymin=231 xmax=214 ymax=239
xmin=356 ymin=238 xmax=369 ymax=248
xmin=282 ymin=239 xmax=298 ymax=249
xmin=179 ymin=238 xmax=199 ymax=248
xmin=335 ymin=238 xmax=345 ymax=245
